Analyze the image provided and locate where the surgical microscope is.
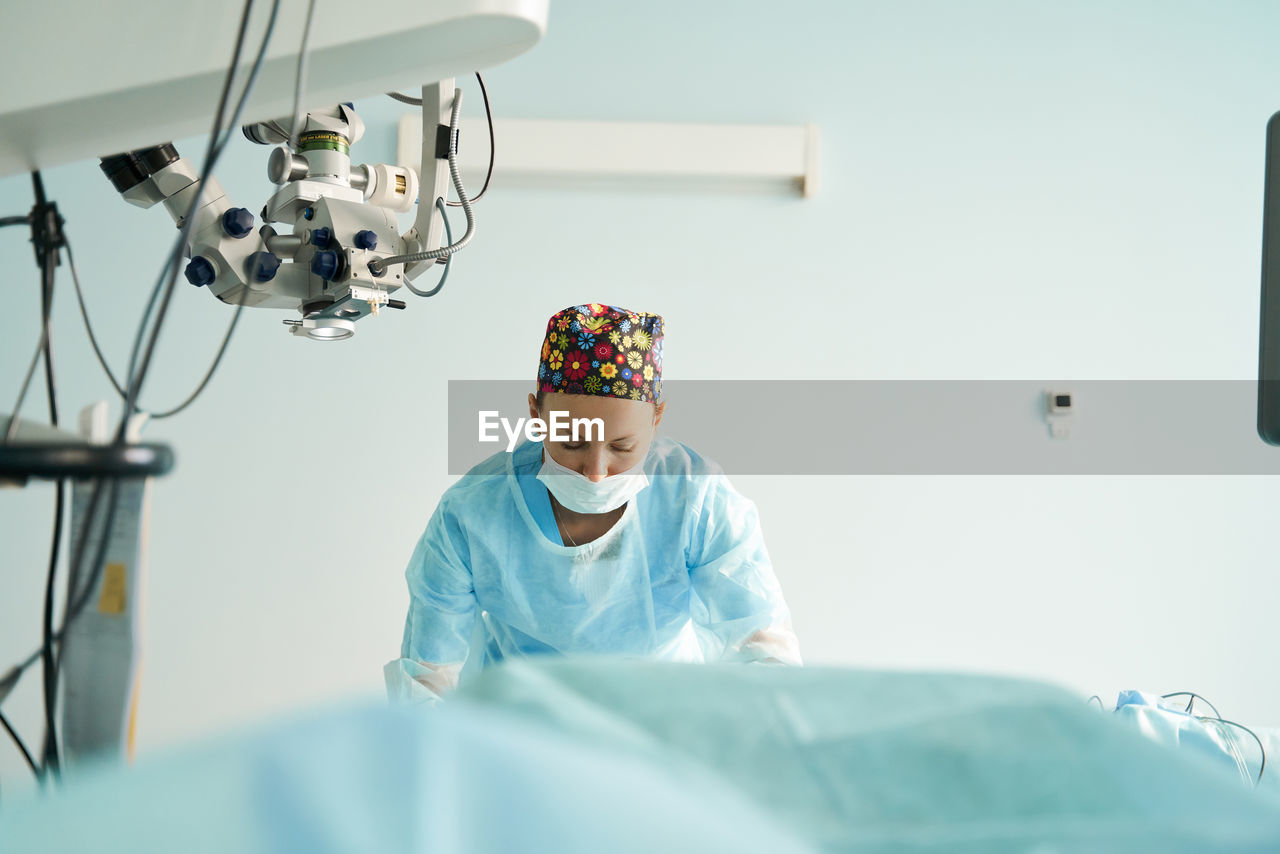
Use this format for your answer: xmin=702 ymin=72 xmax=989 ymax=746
xmin=96 ymin=85 xmax=467 ymax=342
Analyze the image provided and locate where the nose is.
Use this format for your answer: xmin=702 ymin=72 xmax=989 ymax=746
xmin=580 ymin=449 xmax=609 ymax=482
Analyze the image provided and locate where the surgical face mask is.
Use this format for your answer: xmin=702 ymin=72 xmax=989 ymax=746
xmin=537 ymin=451 xmax=650 ymax=515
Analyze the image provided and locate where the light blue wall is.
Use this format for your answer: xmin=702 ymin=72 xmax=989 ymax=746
xmin=4 ymin=0 xmax=1280 ymax=790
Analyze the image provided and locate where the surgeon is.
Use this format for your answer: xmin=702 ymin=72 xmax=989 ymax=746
xmin=385 ymin=304 xmax=800 ymax=702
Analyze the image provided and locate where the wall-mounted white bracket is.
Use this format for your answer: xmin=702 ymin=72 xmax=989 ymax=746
xmin=397 ymin=116 xmax=821 ymax=197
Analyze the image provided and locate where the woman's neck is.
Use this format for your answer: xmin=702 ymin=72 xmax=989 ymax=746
xmin=550 ymin=495 xmax=626 ymax=545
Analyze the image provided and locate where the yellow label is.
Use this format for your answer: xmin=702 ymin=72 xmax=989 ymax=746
xmin=127 ymin=674 xmax=141 ymax=762
xmin=98 ymin=563 xmax=127 ymax=614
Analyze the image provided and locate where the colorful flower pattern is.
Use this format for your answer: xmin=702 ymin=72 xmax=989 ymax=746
xmin=538 ymin=305 xmax=664 ymax=402
xmin=563 ymin=350 xmax=590 ymax=381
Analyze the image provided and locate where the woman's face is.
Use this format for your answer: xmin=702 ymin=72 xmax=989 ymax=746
xmin=529 ymin=392 xmax=665 ymax=481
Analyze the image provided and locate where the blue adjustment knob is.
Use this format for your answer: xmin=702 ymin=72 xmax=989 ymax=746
xmin=184 ymin=256 xmax=216 ymax=287
xmin=354 ymin=229 xmax=378 ymax=250
xmin=311 ymin=250 xmax=340 ymax=281
xmin=310 ymin=227 xmax=332 ymax=247
xmin=221 ymin=207 xmax=254 ymax=238
xmin=249 ymin=251 xmax=281 ymax=282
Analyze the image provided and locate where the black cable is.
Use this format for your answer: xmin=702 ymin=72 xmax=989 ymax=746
xmin=39 ymin=312 xmax=62 ymax=783
xmin=65 ymin=238 xmax=127 ymax=399
xmin=121 ymin=0 xmax=276 ymax=433
xmin=68 ymin=218 xmax=246 ymax=417
xmin=4 ymin=325 xmax=49 ymax=444
xmin=70 ymin=225 xmax=247 ymax=417
xmin=37 ymin=477 xmax=118 ymax=783
xmin=30 ymin=171 xmax=65 ymax=777
xmin=388 ymin=72 xmax=494 ymax=205
xmin=39 ymin=480 xmax=65 ymax=778
xmin=1156 ymin=692 xmax=1265 ymax=788
xmin=0 ymin=1 xmax=270 ymax=720
xmin=447 ymin=73 xmax=492 ymax=206
xmin=61 ymin=482 xmax=122 ymax=650
xmin=211 ymin=2 xmax=279 ymax=160
xmin=1161 ymin=691 xmax=1222 ymax=720
xmin=126 ymin=0 xmax=276 ymax=422
xmin=5 ymin=174 xmax=64 ymax=444
xmin=1 ymin=479 xmax=110 ymax=699
xmin=147 ymin=300 xmax=245 ymax=419
xmin=5 ymin=1 xmax=275 ymax=780
xmin=1 ymin=214 xmax=31 ymax=227
xmin=118 ymin=0 xmax=286 ymax=421
xmin=0 ymin=483 xmax=118 ymax=776
xmin=3 ymin=9 xmax=271 ymax=778
xmin=119 ymin=0 xmax=270 ymax=440
xmin=1201 ymin=717 xmax=1266 ymax=787
xmin=32 ymin=173 xmax=60 ymax=430
xmin=283 ymin=0 xmax=317 ymax=150
xmin=0 ymin=710 xmax=40 ymax=782
xmin=402 ymin=198 xmax=453 ymax=298
xmin=122 ymin=0 xmax=253 ymax=391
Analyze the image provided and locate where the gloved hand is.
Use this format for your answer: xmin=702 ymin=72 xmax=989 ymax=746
xmin=383 ymin=658 xmax=462 ymax=705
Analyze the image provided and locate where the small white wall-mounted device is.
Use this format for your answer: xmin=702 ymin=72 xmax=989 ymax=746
xmin=1046 ymin=390 xmax=1074 ymax=439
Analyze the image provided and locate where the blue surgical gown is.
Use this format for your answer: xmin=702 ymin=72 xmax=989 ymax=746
xmin=389 ymin=437 xmax=800 ymax=699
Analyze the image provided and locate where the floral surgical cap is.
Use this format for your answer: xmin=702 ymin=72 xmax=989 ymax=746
xmin=537 ymin=303 xmax=664 ymax=402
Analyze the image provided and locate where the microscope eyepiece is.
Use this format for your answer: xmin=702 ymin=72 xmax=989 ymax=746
xmin=98 ymin=152 xmax=148 ymax=193
xmin=136 ymin=143 xmax=178 ymax=175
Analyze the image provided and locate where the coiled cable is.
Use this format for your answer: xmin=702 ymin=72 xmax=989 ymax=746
xmin=401 ymin=198 xmax=452 ymax=298
xmin=370 ymin=89 xmax=474 ymax=275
